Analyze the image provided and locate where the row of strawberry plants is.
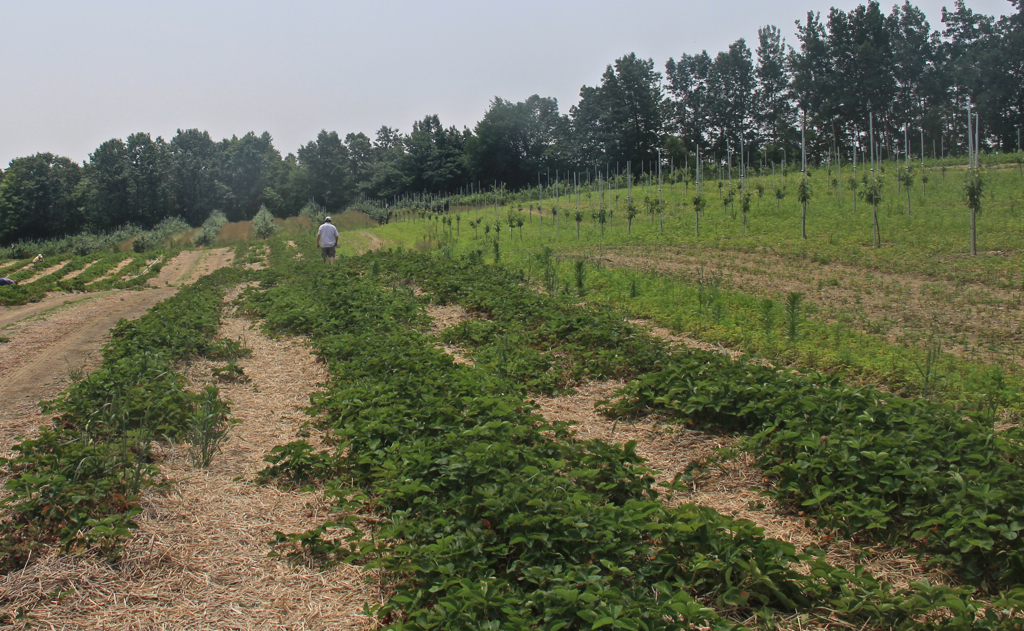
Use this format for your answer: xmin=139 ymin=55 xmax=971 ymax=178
xmin=0 ymin=252 xmax=168 ymax=306
xmin=0 ymin=257 xmax=31 ymax=276
xmin=376 ymin=251 xmax=1024 ymax=594
xmin=0 ymin=266 xmax=247 ymax=570
xmin=90 ymin=253 xmax=167 ymax=290
xmin=599 ymin=351 xmax=1024 ymax=593
xmin=373 ymin=251 xmax=667 ymax=394
xmin=248 ymin=253 xmax=1014 ymax=629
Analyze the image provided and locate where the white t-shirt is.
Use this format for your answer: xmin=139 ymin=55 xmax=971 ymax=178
xmin=318 ymin=222 xmax=340 ymax=247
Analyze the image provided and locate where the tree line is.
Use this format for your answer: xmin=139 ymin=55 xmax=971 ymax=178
xmin=1 ymin=0 xmax=1020 ymax=245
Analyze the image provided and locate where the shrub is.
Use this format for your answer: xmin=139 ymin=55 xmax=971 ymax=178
xmin=252 ymin=204 xmax=277 ymax=239
xmin=299 ymin=201 xmax=327 ymax=225
xmin=193 ymin=210 xmax=228 ymax=246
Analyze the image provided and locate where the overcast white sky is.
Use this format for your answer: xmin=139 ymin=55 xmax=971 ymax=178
xmin=0 ymin=0 xmax=1013 ymax=167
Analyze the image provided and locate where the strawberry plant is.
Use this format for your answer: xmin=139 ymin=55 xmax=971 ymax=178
xmin=600 ymin=349 xmax=1024 ymax=591
xmin=244 ymin=251 xmax=1018 ymax=629
xmin=1 ymin=265 xmax=250 ymax=567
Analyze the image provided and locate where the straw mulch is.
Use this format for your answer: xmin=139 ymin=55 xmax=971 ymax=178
xmin=417 ymin=297 xmax=952 ymax=592
xmin=61 ymin=258 xmax=101 ymax=280
xmin=423 ymin=303 xmax=475 ymax=364
xmin=533 ymin=379 xmax=951 ymax=592
xmin=1 ymin=291 xmax=380 ymax=630
xmin=357 ymin=233 xmax=387 ymax=254
xmin=147 ymin=250 xmax=204 ymax=287
xmin=628 ymin=318 xmax=745 ymax=360
xmin=243 ymin=246 xmax=270 ymax=271
xmin=185 ymin=249 xmax=235 ymax=284
xmin=19 ymin=259 xmax=72 ymax=285
xmin=85 ymin=256 xmax=136 ymax=286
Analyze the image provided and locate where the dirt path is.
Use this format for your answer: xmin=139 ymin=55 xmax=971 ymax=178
xmin=0 ymin=249 xmax=234 ymax=457
xmin=0 ymin=291 xmax=107 ymax=329
xmin=1 ymin=297 xmax=377 ymax=629
xmin=357 ymin=231 xmax=388 ymax=253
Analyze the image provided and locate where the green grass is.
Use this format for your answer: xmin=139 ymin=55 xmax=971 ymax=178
xmin=387 ymin=158 xmax=1024 ymax=280
xmin=358 ymin=157 xmax=1024 ymax=414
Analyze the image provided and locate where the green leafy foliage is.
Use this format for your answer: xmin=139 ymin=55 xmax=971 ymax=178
xmin=0 ymin=428 xmax=151 ymax=570
xmin=187 ymin=386 xmax=239 ymax=467
xmin=600 ymin=350 xmax=1024 ymax=591
xmin=244 ymin=250 xmax=1018 ymax=629
xmin=252 ymin=204 xmax=278 ymax=239
xmin=193 ymin=210 xmax=228 ymax=246
xmin=0 ymin=265 xmax=247 ymax=566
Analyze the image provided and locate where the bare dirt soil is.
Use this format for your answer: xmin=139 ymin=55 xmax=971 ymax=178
xmin=1 ymin=287 xmax=378 ymax=629
xmin=0 ymin=249 xmax=233 ymax=458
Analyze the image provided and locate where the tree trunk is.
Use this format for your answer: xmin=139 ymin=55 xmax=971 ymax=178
xmin=801 ymin=201 xmax=807 ymax=239
xmin=872 ymin=202 xmax=879 ymax=248
xmin=971 ymin=206 xmax=977 ymax=256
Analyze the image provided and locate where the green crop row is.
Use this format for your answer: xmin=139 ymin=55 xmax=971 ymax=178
xmin=376 ymin=250 xmax=1024 ymax=592
xmin=0 ymin=258 xmax=31 ymax=277
xmin=0 ymin=252 xmax=172 ymax=306
xmin=388 ymin=251 xmax=665 ymax=394
xmin=247 ymin=250 xmax=1019 ymax=629
xmin=0 ymin=266 xmax=248 ymax=569
xmin=599 ymin=350 xmax=1024 ymax=593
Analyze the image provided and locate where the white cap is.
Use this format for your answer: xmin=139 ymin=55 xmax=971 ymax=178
xmin=324 ymin=216 xmax=332 ymax=222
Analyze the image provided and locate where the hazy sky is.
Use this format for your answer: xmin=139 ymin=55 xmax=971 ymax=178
xmin=0 ymin=0 xmax=1013 ymax=167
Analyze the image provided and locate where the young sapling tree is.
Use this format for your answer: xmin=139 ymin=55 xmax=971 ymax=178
xmin=784 ymin=291 xmax=804 ymax=343
xmin=899 ymin=164 xmax=914 ymax=215
xmin=798 ymin=177 xmax=811 ymax=239
xmin=692 ymin=194 xmax=706 ymax=237
xmin=626 ymin=202 xmax=638 ymax=235
xmin=741 ymin=191 xmax=751 ymax=237
xmin=963 ymin=168 xmax=985 ymax=256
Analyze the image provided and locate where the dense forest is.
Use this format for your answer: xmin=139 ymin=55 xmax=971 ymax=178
xmin=1 ymin=0 xmax=1021 ymax=244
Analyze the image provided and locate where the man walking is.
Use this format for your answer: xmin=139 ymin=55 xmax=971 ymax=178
xmin=317 ymin=216 xmax=340 ymax=265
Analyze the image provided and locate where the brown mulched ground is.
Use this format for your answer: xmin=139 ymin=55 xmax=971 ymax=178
xmin=61 ymin=258 xmax=101 ymax=280
xmin=18 ymin=259 xmax=72 ymax=284
xmin=0 ymin=249 xmax=234 ymax=459
xmin=423 ymin=303 xmax=477 ymax=364
xmin=0 ymin=285 xmax=380 ymax=630
xmin=532 ymin=380 xmax=949 ymax=591
xmin=358 ymin=232 xmax=388 ymax=253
